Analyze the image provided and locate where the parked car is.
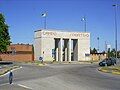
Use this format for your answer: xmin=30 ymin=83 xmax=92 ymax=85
xmin=99 ymin=57 xmax=117 ymax=66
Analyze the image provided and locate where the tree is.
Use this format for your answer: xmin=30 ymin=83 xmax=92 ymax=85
xmin=118 ymin=50 xmax=120 ymax=58
xmin=107 ymin=48 xmax=115 ymax=58
xmin=90 ymin=48 xmax=97 ymax=53
xmin=101 ymin=51 xmax=105 ymax=54
xmin=0 ymin=13 xmax=11 ymax=52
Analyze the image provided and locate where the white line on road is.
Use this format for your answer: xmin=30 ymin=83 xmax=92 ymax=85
xmin=18 ymin=84 xmax=32 ymax=90
xmin=0 ymin=66 xmax=22 ymax=77
xmin=0 ymin=83 xmax=9 ymax=86
xmin=0 ymin=83 xmax=15 ymax=86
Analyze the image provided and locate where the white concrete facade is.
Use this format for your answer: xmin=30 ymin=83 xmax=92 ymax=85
xmin=34 ymin=30 xmax=90 ymax=62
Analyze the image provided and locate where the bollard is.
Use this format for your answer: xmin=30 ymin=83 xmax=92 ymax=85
xmin=9 ymin=71 xmax=13 ymax=84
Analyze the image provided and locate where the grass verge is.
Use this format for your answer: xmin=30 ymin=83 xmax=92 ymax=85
xmin=98 ymin=66 xmax=120 ymax=75
xmin=24 ymin=61 xmax=46 ymax=66
xmin=34 ymin=61 xmax=46 ymax=66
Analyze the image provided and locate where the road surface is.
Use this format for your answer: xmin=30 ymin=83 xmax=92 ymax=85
xmin=0 ymin=63 xmax=120 ymax=90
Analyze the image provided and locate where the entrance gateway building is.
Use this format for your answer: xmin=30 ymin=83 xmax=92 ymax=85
xmin=34 ymin=30 xmax=90 ymax=62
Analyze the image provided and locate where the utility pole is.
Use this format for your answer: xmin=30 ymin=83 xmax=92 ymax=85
xmin=97 ymin=37 xmax=99 ymax=53
xmin=113 ymin=4 xmax=119 ymax=58
xmin=105 ymin=41 xmax=107 ymax=53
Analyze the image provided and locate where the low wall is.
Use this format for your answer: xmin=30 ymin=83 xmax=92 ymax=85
xmin=0 ymin=54 xmax=34 ymax=62
xmin=91 ymin=54 xmax=107 ymax=61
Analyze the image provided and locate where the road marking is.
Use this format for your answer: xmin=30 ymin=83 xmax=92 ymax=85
xmin=18 ymin=84 xmax=32 ymax=89
xmin=0 ymin=66 xmax=22 ymax=77
xmin=0 ymin=83 xmax=9 ymax=86
xmin=0 ymin=83 xmax=15 ymax=86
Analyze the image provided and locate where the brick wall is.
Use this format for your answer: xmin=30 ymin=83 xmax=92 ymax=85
xmin=0 ymin=44 xmax=34 ymax=62
xmin=7 ymin=44 xmax=32 ymax=52
xmin=0 ymin=54 xmax=34 ymax=62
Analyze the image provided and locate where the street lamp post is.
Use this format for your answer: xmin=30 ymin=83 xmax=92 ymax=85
xmin=113 ymin=4 xmax=118 ymax=58
xmin=97 ymin=37 xmax=99 ymax=53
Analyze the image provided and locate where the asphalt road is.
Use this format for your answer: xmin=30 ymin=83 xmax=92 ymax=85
xmin=0 ymin=63 xmax=120 ymax=90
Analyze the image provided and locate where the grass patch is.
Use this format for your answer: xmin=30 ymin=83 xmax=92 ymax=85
xmin=34 ymin=61 xmax=44 ymax=66
xmin=19 ymin=60 xmax=46 ymax=66
xmin=99 ymin=66 xmax=120 ymax=75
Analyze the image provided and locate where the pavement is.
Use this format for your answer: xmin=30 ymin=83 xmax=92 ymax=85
xmin=0 ymin=63 xmax=120 ymax=90
xmin=0 ymin=83 xmax=31 ymax=90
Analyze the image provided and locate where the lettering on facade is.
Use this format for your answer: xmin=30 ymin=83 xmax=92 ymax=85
xmin=43 ymin=31 xmax=57 ymax=36
xmin=42 ymin=31 xmax=89 ymax=38
xmin=70 ymin=33 xmax=89 ymax=37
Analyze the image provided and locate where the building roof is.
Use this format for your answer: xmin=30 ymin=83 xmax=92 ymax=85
xmin=34 ymin=29 xmax=90 ymax=33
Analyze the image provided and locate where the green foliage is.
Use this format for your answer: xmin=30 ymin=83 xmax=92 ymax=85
xmin=118 ymin=51 xmax=120 ymax=58
xmin=90 ymin=48 xmax=97 ymax=53
xmin=0 ymin=13 xmax=11 ymax=52
xmin=107 ymin=49 xmax=116 ymax=58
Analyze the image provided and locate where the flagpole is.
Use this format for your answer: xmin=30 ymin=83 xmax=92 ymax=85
xmin=44 ymin=15 xmax=47 ymax=29
xmin=81 ymin=16 xmax=87 ymax=32
xmin=42 ymin=12 xmax=47 ymax=29
xmin=84 ymin=16 xmax=86 ymax=32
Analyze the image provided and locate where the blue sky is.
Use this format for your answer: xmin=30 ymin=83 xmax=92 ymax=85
xmin=0 ymin=0 xmax=120 ymax=51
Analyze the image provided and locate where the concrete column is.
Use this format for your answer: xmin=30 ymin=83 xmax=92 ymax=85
xmin=73 ymin=40 xmax=78 ymax=61
xmin=58 ymin=38 xmax=63 ymax=62
xmin=65 ymin=48 xmax=67 ymax=61
xmin=64 ymin=40 xmax=68 ymax=61
xmin=68 ymin=39 xmax=71 ymax=62
xmin=56 ymin=48 xmax=58 ymax=61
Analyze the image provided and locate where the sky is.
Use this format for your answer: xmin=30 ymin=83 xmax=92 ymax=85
xmin=0 ymin=0 xmax=120 ymax=51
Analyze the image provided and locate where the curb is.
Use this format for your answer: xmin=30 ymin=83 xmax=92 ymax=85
xmin=98 ymin=67 xmax=120 ymax=75
xmin=51 ymin=61 xmax=98 ymax=65
xmin=23 ymin=62 xmax=46 ymax=67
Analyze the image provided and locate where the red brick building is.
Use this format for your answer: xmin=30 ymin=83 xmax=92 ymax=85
xmin=0 ymin=44 xmax=34 ymax=62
